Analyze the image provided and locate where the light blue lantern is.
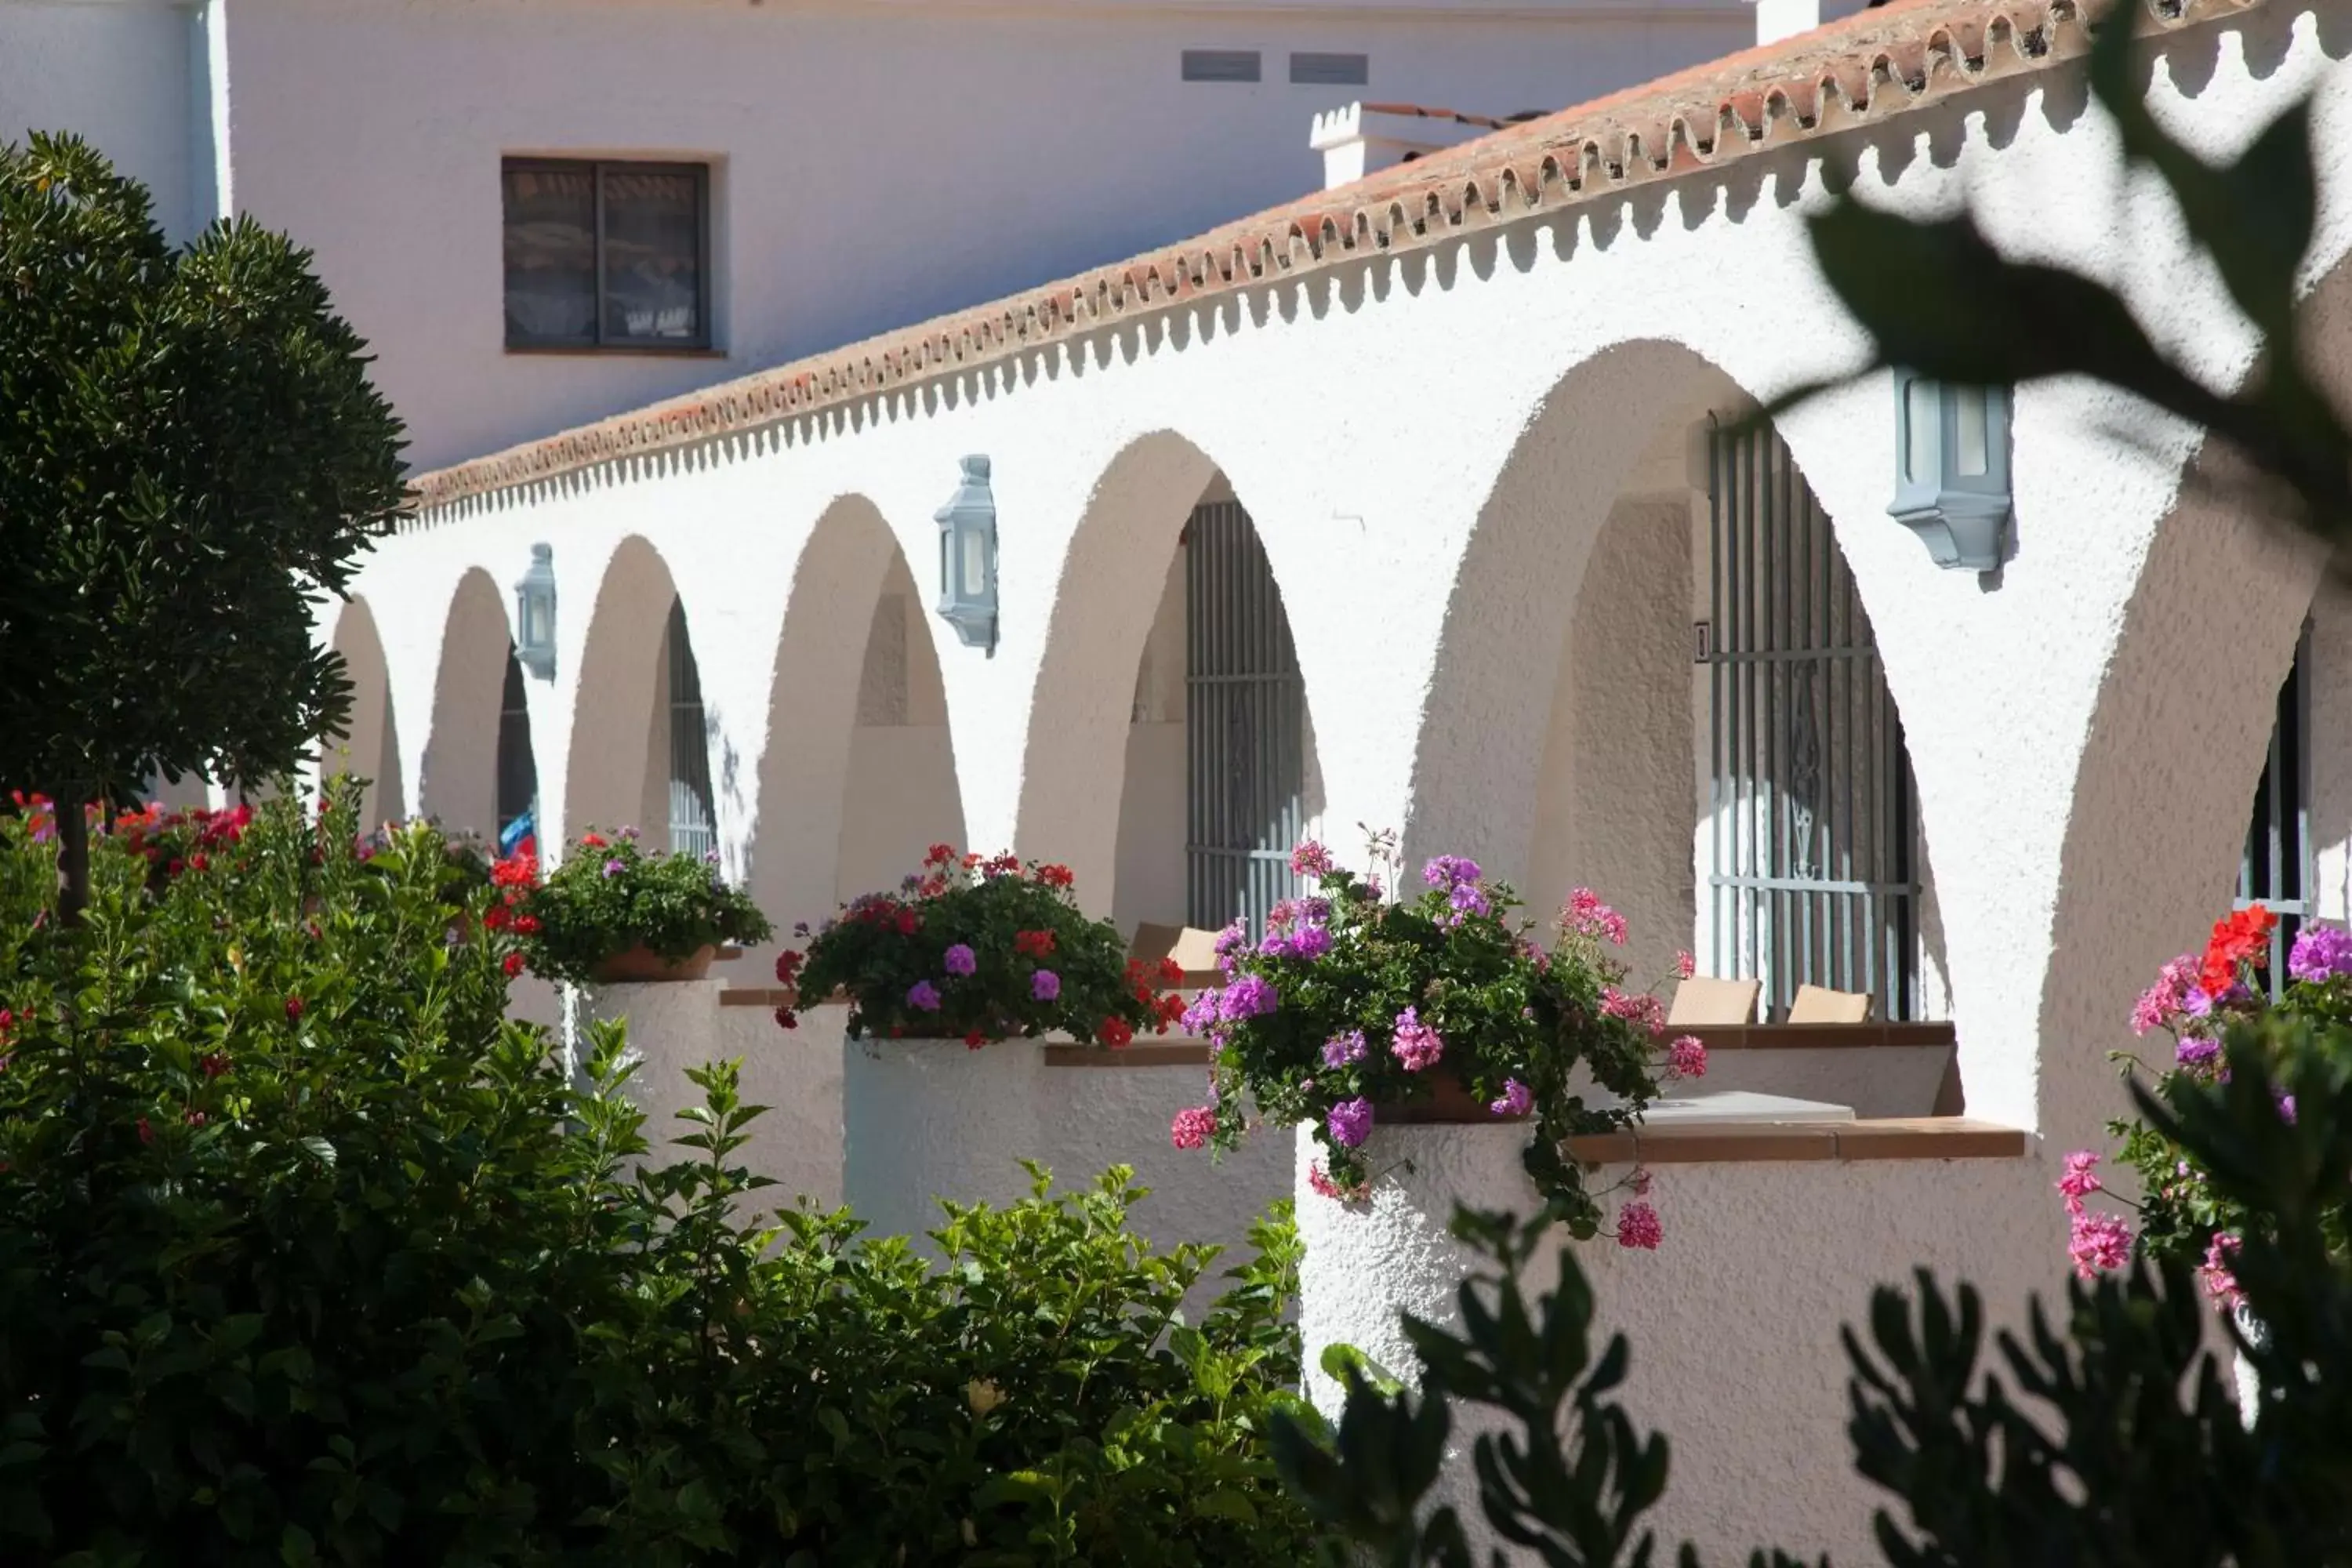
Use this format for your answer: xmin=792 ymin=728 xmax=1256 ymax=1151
xmin=1887 ymin=371 xmax=2013 ymax=572
xmin=935 ymin=455 xmax=997 ymax=651
xmin=513 ymin=542 xmax=557 ymax=680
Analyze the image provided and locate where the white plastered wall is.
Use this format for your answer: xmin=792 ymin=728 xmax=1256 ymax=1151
xmin=362 ymin=2 xmax=2352 ymax=1155
xmin=339 ymin=15 xmax=2352 ymax=1553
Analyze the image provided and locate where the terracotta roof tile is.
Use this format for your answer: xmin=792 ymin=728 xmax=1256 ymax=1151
xmin=409 ymin=0 xmax=2248 ymax=514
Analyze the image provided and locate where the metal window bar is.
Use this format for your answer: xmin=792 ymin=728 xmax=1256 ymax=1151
xmin=2237 ymin=624 xmax=2313 ymax=994
xmin=495 ymin=647 xmax=539 ymax=839
xmin=1185 ymin=500 xmax=1304 ymax=937
xmin=666 ymin=600 xmax=717 ymax=858
xmin=1706 ymin=419 xmax=1921 ymax=1022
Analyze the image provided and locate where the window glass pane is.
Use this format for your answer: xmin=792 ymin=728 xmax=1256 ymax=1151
xmin=1955 ymin=387 xmax=1990 ymax=478
xmin=1904 ymin=379 xmax=1936 ymax=484
xmin=960 ymin=526 xmax=987 ymax=597
xmin=601 ymin=168 xmax=702 ymax=343
xmin=503 ymin=164 xmax=596 ymax=343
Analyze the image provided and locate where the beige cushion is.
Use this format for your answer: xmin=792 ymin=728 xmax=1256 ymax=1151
xmin=1665 ymin=975 xmax=1761 ymax=1027
xmin=1787 ymin=984 xmax=1872 ymax=1024
xmin=1130 ymin=922 xmax=1225 ymax=986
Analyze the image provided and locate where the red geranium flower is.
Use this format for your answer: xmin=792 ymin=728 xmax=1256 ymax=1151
xmin=580 ymin=833 xmax=608 ymax=848
xmin=1157 ymin=957 xmax=1184 ymax=985
xmin=503 ymin=952 xmax=525 ymax=978
xmin=483 ymin=903 xmax=512 ymax=931
xmin=1099 ymin=1018 xmax=1133 ymax=1049
xmin=965 ymin=1030 xmax=988 ymax=1050
xmin=1036 ymin=864 xmax=1074 ymax=889
xmin=775 ymin=949 xmax=805 ymax=984
xmin=926 ymin=844 xmax=956 ymax=867
xmin=895 ymin=909 xmax=919 ymax=936
xmin=1014 ymin=930 xmax=1055 ymax=958
xmin=774 ymin=1006 xmax=800 ymax=1031
xmin=512 ymin=914 xmax=542 ymax=936
xmin=284 ymin=996 xmax=304 ymax=1022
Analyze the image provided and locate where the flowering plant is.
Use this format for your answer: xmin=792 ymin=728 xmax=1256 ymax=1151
xmin=499 ymin=829 xmax=772 ymax=988
xmin=2063 ymin=903 xmax=2352 ymax=1304
xmin=780 ymin=845 xmax=1185 ymax=1046
xmin=1174 ymin=833 xmax=1695 ymax=1240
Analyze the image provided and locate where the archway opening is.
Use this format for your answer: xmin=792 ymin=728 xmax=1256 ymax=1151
xmin=833 ymin=548 xmax=964 ymax=906
xmin=496 ymin=648 xmax=539 ymax=850
xmin=1018 ymin=434 xmax=1323 ymax=940
xmin=327 ymin=597 xmax=405 ymax=826
xmin=1109 ymin=471 xmax=1323 ymax=939
xmin=1526 ymin=413 xmax=1947 ymax=1024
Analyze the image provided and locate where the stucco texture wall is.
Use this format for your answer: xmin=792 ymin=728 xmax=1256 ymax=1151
xmin=354 ymin=0 xmax=2352 ymax=1164
xmin=0 ymin=0 xmax=201 ymax=238
xmin=1295 ymin=1123 xmax=2056 ymax=1564
xmin=201 ymin=0 xmax=1747 ymax=471
xmin=840 ymin=1040 xmax=1289 ymax=1267
xmin=586 ymin=983 xmax=843 ymax=1209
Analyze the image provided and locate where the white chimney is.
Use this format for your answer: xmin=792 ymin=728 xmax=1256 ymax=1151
xmin=1308 ymin=103 xmax=1510 ymax=191
xmin=1752 ymin=0 xmax=1874 ymax=46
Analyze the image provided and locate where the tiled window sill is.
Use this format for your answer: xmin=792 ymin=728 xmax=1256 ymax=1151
xmin=1566 ymin=1118 xmax=2026 ymax=1164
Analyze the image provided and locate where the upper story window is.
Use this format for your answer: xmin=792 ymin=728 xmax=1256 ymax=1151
xmin=503 ymin=158 xmax=710 ymax=351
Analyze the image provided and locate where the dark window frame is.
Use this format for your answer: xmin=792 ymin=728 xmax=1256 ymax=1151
xmin=503 ymin=156 xmax=714 ymax=354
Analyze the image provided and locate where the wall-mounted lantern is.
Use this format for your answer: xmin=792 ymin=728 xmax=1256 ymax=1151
xmin=935 ymin=455 xmax=998 ymax=651
xmin=514 ymin=542 xmax=557 ymax=680
xmin=1887 ymin=371 xmax=2013 ymax=572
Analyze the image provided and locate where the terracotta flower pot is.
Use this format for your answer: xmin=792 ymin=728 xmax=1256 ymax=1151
xmin=1374 ymin=1073 xmax=1531 ymax=1126
xmin=593 ymin=943 xmax=740 ymax=984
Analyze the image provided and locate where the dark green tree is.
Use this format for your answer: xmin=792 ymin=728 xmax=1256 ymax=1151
xmin=0 ymin=132 xmax=407 ymax=916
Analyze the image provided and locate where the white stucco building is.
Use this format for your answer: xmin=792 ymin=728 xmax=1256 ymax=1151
xmin=4 ymin=0 xmax=1762 ymax=470
xmin=15 ymin=0 xmax=2349 ymax=1555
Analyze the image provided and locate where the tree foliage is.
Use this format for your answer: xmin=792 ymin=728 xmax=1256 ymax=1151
xmin=1783 ymin=5 xmax=2352 ymax=532
xmin=0 ymin=132 xmax=407 ymax=911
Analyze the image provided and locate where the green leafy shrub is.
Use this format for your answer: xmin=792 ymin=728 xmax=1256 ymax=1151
xmin=505 ymin=827 xmax=772 ymax=987
xmin=0 ymin=786 xmax=1325 ymax=1565
xmin=784 ymin=844 xmax=1184 ymax=1047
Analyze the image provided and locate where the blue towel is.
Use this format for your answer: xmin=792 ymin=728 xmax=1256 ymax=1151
xmin=499 ymin=808 xmax=535 ymax=857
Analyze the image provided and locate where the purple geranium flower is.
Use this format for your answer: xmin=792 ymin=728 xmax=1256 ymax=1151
xmin=601 ymin=858 xmax=625 ymax=878
xmin=1219 ymin=974 xmax=1279 ymax=1021
xmin=907 ymin=980 xmax=942 ymax=1012
xmin=1327 ymin=1097 xmax=1374 ymax=1148
xmin=1032 ymin=968 xmax=1061 ymax=1002
xmin=1490 ymin=1078 xmax=1534 ymax=1116
xmin=2289 ymin=924 xmax=2352 ymax=983
xmin=944 ymin=943 xmax=978 ymax=977
xmin=1322 ymin=1029 xmax=1368 ymax=1068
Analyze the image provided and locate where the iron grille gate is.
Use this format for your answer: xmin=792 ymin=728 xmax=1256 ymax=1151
xmin=2238 ymin=625 xmax=2312 ymax=993
xmin=1706 ymin=422 xmax=1919 ymax=1022
xmin=1185 ymin=500 xmax=1305 ymax=936
xmin=666 ymin=600 xmax=717 ymax=858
